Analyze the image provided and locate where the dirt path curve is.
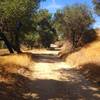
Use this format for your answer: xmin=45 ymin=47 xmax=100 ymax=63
xmin=28 ymin=49 xmax=100 ymax=100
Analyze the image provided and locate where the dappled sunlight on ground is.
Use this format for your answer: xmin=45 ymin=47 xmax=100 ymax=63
xmin=0 ymin=49 xmax=100 ymax=100
xmin=31 ymin=50 xmax=73 ymax=80
xmin=29 ymin=50 xmax=100 ymax=100
xmin=32 ymin=62 xmax=71 ymax=80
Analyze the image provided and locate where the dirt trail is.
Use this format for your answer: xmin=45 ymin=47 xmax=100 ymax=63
xmin=28 ymin=50 xmax=100 ymax=100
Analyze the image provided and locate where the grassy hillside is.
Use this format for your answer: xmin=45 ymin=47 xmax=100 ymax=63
xmin=65 ymin=29 xmax=100 ymax=83
xmin=0 ymin=54 xmax=34 ymax=99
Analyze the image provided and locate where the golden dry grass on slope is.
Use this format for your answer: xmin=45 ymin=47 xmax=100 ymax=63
xmin=65 ymin=29 xmax=100 ymax=83
xmin=0 ymin=54 xmax=35 ymax=100
xmin=66 ymin=41 xmax=100 ymax=66
xmin=0 ymin=54 xmax=32 ymax=67
xmin=0 ymin=54 xmax=34 ymax=84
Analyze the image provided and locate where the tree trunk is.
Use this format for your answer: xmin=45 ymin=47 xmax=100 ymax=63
xmin=0 ymin=32 xmax=14 ymax=53
xmin=13 ymin=32 xmax=22 ymax=53
xmin=13 ymin=21 xmax=22 ymax=53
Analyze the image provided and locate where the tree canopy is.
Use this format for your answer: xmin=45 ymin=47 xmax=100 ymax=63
xmin=0 ymin=0 xmax=45 ymax=52
xmin=54 ymin=4 xmax=94 ymax=49
xmin=93 ymin=0 xmax=100 ymax=15
xmin=0 ymin=1 xmax=97 ymax=54
xmin=0 ymin=0 xmax=45 ymax=32
xmin=24 ymin=9 xmax=57 ymax=48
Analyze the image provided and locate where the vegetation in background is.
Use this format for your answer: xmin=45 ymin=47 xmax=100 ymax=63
xmin=23 ymin=9 xmax=57 ymax=48
xmin=0 ymin=1 xmax=98 ymax=54
xmin=65 ymin=29 xmax=100 ymax=83
xmin=93 ymin=0 xmax=100 ymax=15
xmin=54 ymin=4 xmax=95 ymax=57
xmin=0 ymin=1 xmax=100 ymax=99
xmin=0 ymin=0 xmax=57 ymax=51
xmin=0 ymin=0 xmax=45 ymax=53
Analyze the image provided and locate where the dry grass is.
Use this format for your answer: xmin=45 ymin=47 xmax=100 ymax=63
xmin=95 ymin=28 xmax=100 ymax=38
xmin=0 ymin=53 xmax=34 ymax=99
xmin=0 ymin=53 xmax=34 ymax=84
xmin=65 ymin=29 xmax=100 ymax=83
xmin=0 ymin=54 xmax=32 ymax=67
xmin=66 ymin=41 xmax=100 ymax=66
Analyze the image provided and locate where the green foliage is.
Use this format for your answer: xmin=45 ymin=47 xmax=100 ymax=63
xmin=0 ymin=0 xmax=45 ymax=50
xmin=0 ymin=0 xmax=44 ymax=32
xmin=20 ymin=9 xmax=57 ymax=48
xmin=0 ymin=0 xmax=57 ymax=49
xmin=0 ymin=1 xmax=95 ymax=51
xmin=23 ymin=32 xmax=41 ymax=48
xmin=31 ymin=9 xmax=57 ymax=48
xmin=54 ymin=4 xmax=94 ymax=48
xmin=53 ymin=10 xmax=64 ymax=40
xmin=93 ymin=0 xmax=100 ymax=15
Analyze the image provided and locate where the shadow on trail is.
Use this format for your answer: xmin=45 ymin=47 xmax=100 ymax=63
xmin=23 ymin=52 xmax=62 ymax=63
xmin=0 ymin=51 xmax=62 ymax=63
xmin=0 ymin=72 xmax=100 ymax=100
xmin=0 ymin=50 xmax=100 ymax=100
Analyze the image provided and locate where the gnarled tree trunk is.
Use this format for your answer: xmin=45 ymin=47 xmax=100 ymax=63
xmin=0 ymin=32 xmax=14 ymax=53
